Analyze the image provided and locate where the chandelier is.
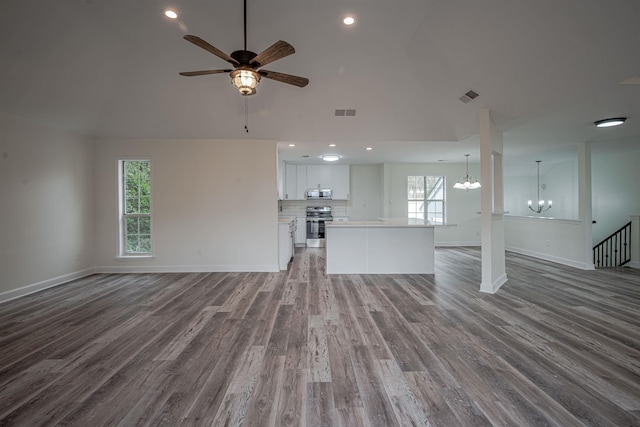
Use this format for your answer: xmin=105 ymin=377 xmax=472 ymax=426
xmin=528 ymin=160 xmax=552 ymax=213
xmin=453 ymin=154 xmax=481 ymax=190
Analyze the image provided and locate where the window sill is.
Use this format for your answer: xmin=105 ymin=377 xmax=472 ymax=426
xmin=115 ymin=255 xmax=155 ymax=262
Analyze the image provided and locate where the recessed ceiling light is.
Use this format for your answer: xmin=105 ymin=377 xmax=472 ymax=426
xmin=164 ymin=9 xmax=178 ymax=19
xmin=288 ymin=144 xmax=295 ymax=147
xmin=329 ymin=143 xmax=336 ymax=147
xmin=322 ymin=154 xmax=340 ymax=162
xmin=343 ymin=16 xmax=355 ymax=25
xmin=594 ymin=117 xmax=626 ymax=128
xmin=366 ymin=147 xmax=373 ymax=151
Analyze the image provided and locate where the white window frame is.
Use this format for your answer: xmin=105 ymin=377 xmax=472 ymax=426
xmin=117 ymin=158 xmax=154 ymax=259
xmin=407 ymin=175 xmax=446 ymax=224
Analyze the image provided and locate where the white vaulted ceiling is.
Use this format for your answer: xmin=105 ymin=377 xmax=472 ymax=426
xmin=1 ymin=0 xmax=639 ymax=164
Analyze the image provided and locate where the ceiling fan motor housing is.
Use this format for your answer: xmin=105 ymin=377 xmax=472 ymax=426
xmin=230 ymin=50 xmax=258 ymax=66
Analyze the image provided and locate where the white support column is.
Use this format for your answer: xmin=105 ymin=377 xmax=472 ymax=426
xmin=630 ymin=215 xmax=640 ymax=268
xmin=578 ymin=143 xmax=595 ymax=270
xmin=479 ymin=109 xmax=507 ymax=293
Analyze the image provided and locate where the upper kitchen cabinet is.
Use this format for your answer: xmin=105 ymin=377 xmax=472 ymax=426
xmin=283 ymin=163 xmax=350 ymax=200
xmin=330 ymin=165 xmax=350 ymax=200
xmin=284 ymin=164 xmax=307 ymax=200
xmin=306 ymin=165 xmax=332 ymax=189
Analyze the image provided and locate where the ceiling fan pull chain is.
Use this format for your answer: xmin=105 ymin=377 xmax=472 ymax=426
xmin=244 ymin=97 xmax=249 ymax=133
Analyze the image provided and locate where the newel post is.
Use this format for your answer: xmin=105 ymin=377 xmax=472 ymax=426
xmin=630 ymin=215 xmax=640 ymax=268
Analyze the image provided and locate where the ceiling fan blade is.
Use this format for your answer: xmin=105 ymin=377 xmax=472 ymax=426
xmin=259 ymin=70 xmax=309 ymax=87
xmin=183 ymin=35 xmax=239 ymax=67
xmin=179 ymin=69 xmax=232 ymax=77
xmin=250 ymin=40 xmax=295 ymax=68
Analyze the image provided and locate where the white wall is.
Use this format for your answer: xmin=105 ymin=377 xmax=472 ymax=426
xmin=93 ymin=138 xmax=279 ymax=272
xmin=347 ymin=164 xmax=383 ymax=220
xmin=0 ymin=112 xmax=94 ymax=300
xmin=382 ymin=162 xmax=482 ymax=245
xmin=503 ymin=144 xmax=593 ymax=270
xmin=504 ymin=217 xmax=588 ymax=268
xmin=504 ymin=159 xmax=579 ymax=219
xmin=592 ymin=143 xmax=640 ymax=244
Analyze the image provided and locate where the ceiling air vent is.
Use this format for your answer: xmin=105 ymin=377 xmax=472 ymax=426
xmin=459 ymin=90 xmax=479 ymax=104
xmin=335 ymin=109 xmax=356 ymax=117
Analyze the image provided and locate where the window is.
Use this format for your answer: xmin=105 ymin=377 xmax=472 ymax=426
xmin=119 ymin=159 xmax=152 ymax=256
xmin=407 ymin=175 xmax=445 ymax=224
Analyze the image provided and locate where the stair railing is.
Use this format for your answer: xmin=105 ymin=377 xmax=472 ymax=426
xmin=593 ymin=221 xmax=631 ymax=267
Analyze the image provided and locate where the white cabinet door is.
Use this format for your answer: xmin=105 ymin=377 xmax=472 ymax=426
xmin=278 ymin=222 xmax=293 ymax=270
xmin=295 ymin=217 xmax=307 ymax=245
xmin=331 ymin=165 xmax=350 ymax=199
xmin=284 ymin=164 xmax=307 ymax=200
xmin=295 ymin=165 xmax=307 ymax=199
xmin=306 ymin=165 xmax=331 ymax=189
xmin=277 ymin=159 xmax=285 ymax=200
xmin=284 ymin=164 xmax=297 ymax=200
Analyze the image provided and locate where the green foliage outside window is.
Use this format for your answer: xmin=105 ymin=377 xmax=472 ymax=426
xmin=123 ymin=160 xmax=151 ymax=254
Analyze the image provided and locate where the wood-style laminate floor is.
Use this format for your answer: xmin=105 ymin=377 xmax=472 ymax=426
xmin=1 ymin=247 xmax=640 ymax=426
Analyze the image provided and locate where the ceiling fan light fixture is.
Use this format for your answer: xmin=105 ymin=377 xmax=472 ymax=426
xmin=230 ymin=69 xmax=260 ymax=96
xmin=594 ymin=117 xmax=626 ymax=128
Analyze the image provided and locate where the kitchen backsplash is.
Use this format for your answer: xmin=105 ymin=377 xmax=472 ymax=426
xmin=279 ymin=200 xmax=348 ymax=217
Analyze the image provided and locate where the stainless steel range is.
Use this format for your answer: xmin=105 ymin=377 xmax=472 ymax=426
xmin=306 ymin=206 xmax=333 ymax=248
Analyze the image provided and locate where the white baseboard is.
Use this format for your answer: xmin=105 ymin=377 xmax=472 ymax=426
xmin=435 ymin=241 xmax=481 ymax=247
xmin=628 ymin=260 xmax=640 ymax=269
xmin=505 ymin=246 xmax=595 ymax=270
xmin=94 ymin=264 xmax=280 ymax=274
xmin=0 ymin=268 xmax=96 ymax=304
xmin=480 ymin=273 xmax=508 ymax=294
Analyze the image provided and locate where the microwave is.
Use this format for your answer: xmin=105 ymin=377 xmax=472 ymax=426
xmin=306 ymin=188 xmax=332 ymax=199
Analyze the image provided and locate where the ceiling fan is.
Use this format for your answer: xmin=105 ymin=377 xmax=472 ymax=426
xmin=179 ymin=0 xmax=309 ymax=96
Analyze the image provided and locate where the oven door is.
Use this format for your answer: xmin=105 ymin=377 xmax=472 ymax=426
xmin=306 ymin=218 xmax=331 ymax=247
xmin=307 ymin=218 xmax=320 ymax=239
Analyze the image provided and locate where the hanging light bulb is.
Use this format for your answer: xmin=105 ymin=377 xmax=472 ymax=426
xmin=453 ymin=154 xmax=481 ymax=190
xmin=528 ymin=160 xmax=552 ymax=213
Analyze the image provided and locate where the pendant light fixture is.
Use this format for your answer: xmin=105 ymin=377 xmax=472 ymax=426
xmin=453 ymin=154 xmax=481 ymax=190
xmin=528 ymin=160 xmax=552 ymax=213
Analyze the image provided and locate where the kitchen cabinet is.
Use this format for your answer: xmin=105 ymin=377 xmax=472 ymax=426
xmin=278 ymin=218 xmax=295 ymax=270
xmin=277 ymin=159 xmax=285 ymax=200
xmin=283 ymin=163 xmax=349 ymax=200
xmin=295 ymin=217 xmax=307 ymax=246
xmin=284 ymin=164 xmax=307 ymax=200
xmin=330 ymin=165 xmax=350 ymax=200
xmin=306 ymin=165 xmax=332 ymax=189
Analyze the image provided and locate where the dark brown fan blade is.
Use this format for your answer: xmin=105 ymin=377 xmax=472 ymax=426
xmin=259 ymin=70 xmax=309 ymax=87
xmin=183 ymin=35 xmax=239 ymax=67
xmin=179 ymin=69 xmax=232 ymax=77
xmin=250 ymin=41 xmax=295 ymax=68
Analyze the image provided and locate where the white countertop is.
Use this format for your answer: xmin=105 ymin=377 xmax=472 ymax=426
xmin=278 ymin=217 xmax=295 ymax=224
xmin=327 ymin=218 xmax=437 ymax=228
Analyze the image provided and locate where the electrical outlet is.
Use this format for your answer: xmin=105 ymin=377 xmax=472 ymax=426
xmin=197 ymin=248 xmax=202 ymax=256
xmin=76 ymin=252 xmax=81 ymax=261
xmin=545 ymin=240 xmax=551 ymax=247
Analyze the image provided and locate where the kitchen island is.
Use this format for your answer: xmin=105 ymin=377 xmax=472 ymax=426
xmin=325 ymin=219 xmax=435 ymax=274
